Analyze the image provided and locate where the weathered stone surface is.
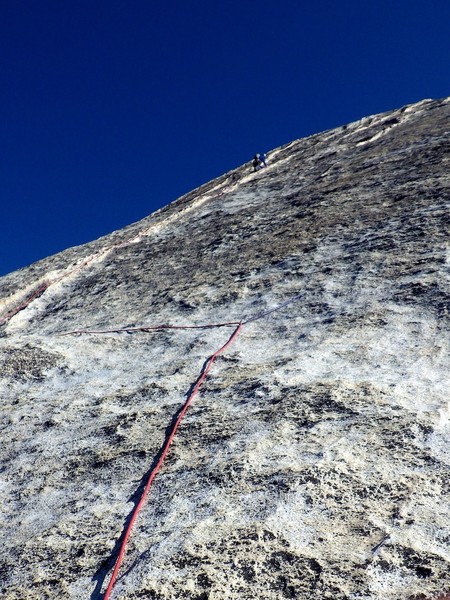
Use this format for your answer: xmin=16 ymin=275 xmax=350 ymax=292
xmin=0 ymin=98 xmax=449 ymax=599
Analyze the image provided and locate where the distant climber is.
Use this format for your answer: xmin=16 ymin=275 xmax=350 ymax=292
xmin=252 ymin=153 xmax=267 ymax=172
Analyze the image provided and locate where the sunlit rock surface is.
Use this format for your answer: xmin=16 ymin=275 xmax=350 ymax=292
xmin=0 ymin=98 xmax=449 ymax=599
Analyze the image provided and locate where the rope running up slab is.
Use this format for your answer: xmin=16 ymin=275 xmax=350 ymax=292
xmin=102 ymin=322 xmax=243 ymax=600
xmin=98 ymin=295 xmax=304 ymax=598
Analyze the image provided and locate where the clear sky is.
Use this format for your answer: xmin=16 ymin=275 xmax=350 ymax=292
xmin=1 ymin=0 xmax=449 ymax=276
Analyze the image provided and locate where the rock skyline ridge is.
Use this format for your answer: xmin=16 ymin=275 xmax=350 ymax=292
xmin=0 ymin=97 xmax=449 ymax=599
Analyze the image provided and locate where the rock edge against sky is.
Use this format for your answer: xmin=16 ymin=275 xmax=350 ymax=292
xmin=0 ymin=98 xmax=449 ymax=599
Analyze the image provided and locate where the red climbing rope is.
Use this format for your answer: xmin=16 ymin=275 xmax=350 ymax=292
xmin=102 ymin=321 xmax=242 ymax=600
xmin=61 ymin=321 xmax=241 ymax=336
xmin=61 ymin=295 xmax=303 ymax=337
xmin=0 ymin=281 xmax=50 ymax=325
xmin=0 ymin=254 xmax=99 ymax=327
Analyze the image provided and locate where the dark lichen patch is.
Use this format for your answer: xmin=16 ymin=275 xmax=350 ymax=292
xmin=156 ymin=530 xmax=326 ymax=599
xmin=0 ymin=344 xmax=62 ymax=381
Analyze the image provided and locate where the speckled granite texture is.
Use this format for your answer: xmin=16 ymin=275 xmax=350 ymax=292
xmin=0 ymin=98 xmax=449 ymax=599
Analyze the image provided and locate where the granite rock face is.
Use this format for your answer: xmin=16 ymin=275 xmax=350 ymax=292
xmin=0 ymin=98 xmax=449 ymax=599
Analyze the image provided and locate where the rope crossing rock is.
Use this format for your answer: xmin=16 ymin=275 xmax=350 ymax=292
xmin=0 ymin=252 xmax=100 ymax=327
xmin=61 ymin=320 xmax=242 ymax=336
xmin=0 ymin=281 xmax=50 ymax=325
xmin=0 ymin=170 xmax=246 ymax=330
xmin=96 ymin=295 xmax=303 ymax=598
xmin=0 ymin=287 xmax=301 ymax=597
xmin=102 ymin=322 xmax=243 ymax=600
xmin=62 ymin=294 xmax=304 ymax=338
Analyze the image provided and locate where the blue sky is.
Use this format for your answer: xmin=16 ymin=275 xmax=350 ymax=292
xmin=1 ymin=0 xmax=449 ymax=276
